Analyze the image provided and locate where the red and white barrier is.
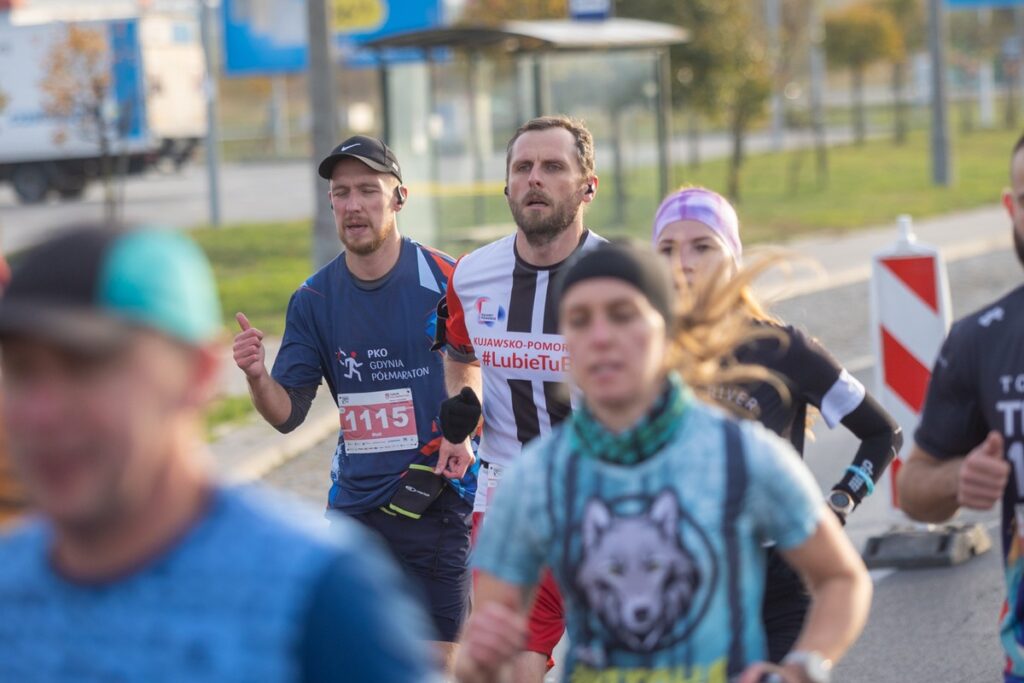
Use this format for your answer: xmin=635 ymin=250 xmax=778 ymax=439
xmin=869 ymin=215 xmax=952 ymax=509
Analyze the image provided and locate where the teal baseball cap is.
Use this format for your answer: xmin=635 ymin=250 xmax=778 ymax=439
xmin=0 ymin=226 xmax=222 ymax=350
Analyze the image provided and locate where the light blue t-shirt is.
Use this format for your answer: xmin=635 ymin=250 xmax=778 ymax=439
xmin=0 ymin=485 xmax=440 ymax=683
xmin=473 ymin=400 xmax=823 ymax=682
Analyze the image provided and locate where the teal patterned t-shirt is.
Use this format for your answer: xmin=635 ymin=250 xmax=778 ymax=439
xmin=473 ymin=398 xmax=823 ymax=682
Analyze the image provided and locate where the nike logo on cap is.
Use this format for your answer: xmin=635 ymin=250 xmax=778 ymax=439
xmin=340 ymin=144 xmax=360 ymax=152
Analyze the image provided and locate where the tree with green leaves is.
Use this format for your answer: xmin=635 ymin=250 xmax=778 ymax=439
xmin=617 ymin=0 xmax=772 ymax=201
xmin=825 ymin=3 xmax=904 ymax=145
xmin=875 ymin=0 xmax=924 ymax=144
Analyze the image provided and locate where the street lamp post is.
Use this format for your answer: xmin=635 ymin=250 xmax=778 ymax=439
xmin=928 ymin=0 xmax=952 ymax=186
xmin=198 ymin=0 xmax=222 ymax=227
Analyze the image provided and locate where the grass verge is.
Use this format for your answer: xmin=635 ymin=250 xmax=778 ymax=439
xmin=205 ymin=394 xmax=257 ymax=441
xmin=194 ymin=126 xmax=1015 ymax=334
xmin=438 ymin=127 xmax=1015 ymax=245
xmin=191 ymin=220 xmax=311 ymax=337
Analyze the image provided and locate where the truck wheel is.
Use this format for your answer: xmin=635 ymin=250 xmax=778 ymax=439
xmin=11 ymin=165 xmax=50 ymax=204
xmin=53 ymin=171 xmax=87 ymax=200
xmin=56 ymin=185 xmax=86 ymax=200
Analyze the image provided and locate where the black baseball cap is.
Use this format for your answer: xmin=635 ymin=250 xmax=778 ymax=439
xmin=0 ymin=226 xmax=221 ymax=352
xmin=317 ymin=135 xmax=403 ymax=183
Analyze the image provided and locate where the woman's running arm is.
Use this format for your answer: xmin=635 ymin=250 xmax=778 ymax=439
xmin=780 ymin=510 xmax=872 ymax=662
xmin=454 ymin=574 xmax=531 ymax=683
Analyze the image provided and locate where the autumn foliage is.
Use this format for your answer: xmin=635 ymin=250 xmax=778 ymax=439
xmin=458 ymin=0 xmax=567 ymax=23
xmin=39 ymin=23 xmax=111 ymax=146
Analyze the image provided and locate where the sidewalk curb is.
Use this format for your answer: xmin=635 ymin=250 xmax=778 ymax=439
xmin=215 ymin=404 xmax=338 ymax=482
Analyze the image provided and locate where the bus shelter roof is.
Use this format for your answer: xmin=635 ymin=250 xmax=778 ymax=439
xmin=362 ymin=18 xmax=687 ymax=54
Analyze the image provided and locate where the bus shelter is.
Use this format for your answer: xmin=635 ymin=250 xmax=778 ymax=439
xmin=363 ymin=18 xmax=687 ymax=247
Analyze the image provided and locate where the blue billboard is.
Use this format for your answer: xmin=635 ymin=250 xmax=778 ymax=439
xmin=109 ymin=20 xmax=146 ymax=140
xmin=222 ymin=0 xmax=441 ymax=76
xmin=947 ymin=0 xmax=1024 ymax=7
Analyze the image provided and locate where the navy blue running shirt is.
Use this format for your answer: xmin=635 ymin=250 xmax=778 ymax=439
xmin=272 ymin=238 xmax=475 ymax=514
xmin=915 ymin=285 xmax=1024 ymax=682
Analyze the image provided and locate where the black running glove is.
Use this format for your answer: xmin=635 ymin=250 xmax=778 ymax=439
xmin=439 ymin=387 xmax=481 ymax=443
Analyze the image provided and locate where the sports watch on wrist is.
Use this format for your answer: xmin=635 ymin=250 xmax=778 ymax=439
xmin=781 ymin=650 xmax=832 ymax=683
xmin=826 ymin=489 xmax=855 ymax=519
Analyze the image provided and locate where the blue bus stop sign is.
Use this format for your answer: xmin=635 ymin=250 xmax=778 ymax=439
xmin=569 ymin=0 xmax=612 ymax=21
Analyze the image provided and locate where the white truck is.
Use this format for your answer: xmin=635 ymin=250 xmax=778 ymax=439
xmin=0 ymin=10 xmax=205 ymax=203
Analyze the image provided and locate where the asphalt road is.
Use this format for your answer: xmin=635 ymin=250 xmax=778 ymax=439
xmin=259 ymin=246 xmax=1022 ymax=682
xmin=0 ymin=161 xmax=315 ymax=253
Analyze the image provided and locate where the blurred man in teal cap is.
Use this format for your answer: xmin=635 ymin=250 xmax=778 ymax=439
xmin=0 ymin=226 xmax=440 ymax=682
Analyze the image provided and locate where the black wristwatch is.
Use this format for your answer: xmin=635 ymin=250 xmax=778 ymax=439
xmin=826 ymin=489 xmax=855 ymax=520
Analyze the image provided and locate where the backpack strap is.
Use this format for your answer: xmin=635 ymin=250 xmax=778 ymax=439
xmin=722 ymin=418 xmax=749 ymax=677
xmin=791 ymin=400 xmax=808 ymax=455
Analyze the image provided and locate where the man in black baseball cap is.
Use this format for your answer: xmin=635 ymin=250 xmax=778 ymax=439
xmin=318 ymin=134 xmax=403 ymax=183
xmin=233 ymin=133 xmax=477 ymax=672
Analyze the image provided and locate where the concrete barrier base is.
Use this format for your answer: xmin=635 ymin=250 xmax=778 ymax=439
xmin=862 ymin=522 xmax=992 ymax=569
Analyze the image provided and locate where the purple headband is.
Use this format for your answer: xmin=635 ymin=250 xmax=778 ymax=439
xmin=652 ymin=188 xmax=742 ymax=263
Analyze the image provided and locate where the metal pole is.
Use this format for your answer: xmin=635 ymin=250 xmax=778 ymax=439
xmin=198 ymin=0 xmax=221 ymax=227
xmin=531 ymin=55 xmax=547 ymax=117
xmin=468 ymin=52 xmax=485 ymax=228
xmin=427 ymin=50 xmax=442 ymax=244
xmin=271 ymin=74 xmax=289 ymax=156
xmin=809 ymin=0 xmax=828 ymax=184
xmin=1016 ymin=7 xmax=1024 ymax=121
xmin=377 ymin=49 xmax=391 ymax=142
xmin=765 ymin=0 xmax=784 ymax=152
xmin=307 ymin=0 xmax=339 ymax=267
xmin=928 ymin=0 xmax=951 ymax=186
xmin=654 ymin=48 xmax=673 ymax=200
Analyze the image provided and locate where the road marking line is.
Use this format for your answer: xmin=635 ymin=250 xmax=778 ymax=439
xmin=869 ymin=568 xmax=896 ymax=583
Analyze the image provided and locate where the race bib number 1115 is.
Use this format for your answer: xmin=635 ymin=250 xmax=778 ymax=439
xmin=338 ymin=388 xmax=418 ymax=454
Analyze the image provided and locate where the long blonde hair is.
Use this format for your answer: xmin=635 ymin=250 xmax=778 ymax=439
xmin=671 ymin=252 xmax=825 ymax=437
xmin=667 ymin=254 xmax=789 ymax=410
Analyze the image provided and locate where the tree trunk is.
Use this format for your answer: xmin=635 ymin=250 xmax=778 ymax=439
xmin=811 ymin=89 xmax=829 ymax=188
xmin=960 ymin=81 xmax=974 ymax=135
xmin=727 ymin=105 xmax=746 ymax=202
xmin=892 ymin=61 xmax=907 ymax=145
xmin=94 ymin=104 xmax=115 ymax=226
xmin=1006 ymin=62 xmax=1019 ymax=130
xmin=610 ymin=106 xmax=627 ymax=224
xmin=787 ymin=147 xmax=805 ymax=196
xmin=853 ymin=66 xmax=866 ymax=146
xmin=687 ymin=106 xmax=700 ymax=170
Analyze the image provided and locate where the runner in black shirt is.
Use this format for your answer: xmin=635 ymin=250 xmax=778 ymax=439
xmin=652 ymin=186 xmax=902 ymax=663
xmin=898 ymin=134 xmax=1024 ymax=682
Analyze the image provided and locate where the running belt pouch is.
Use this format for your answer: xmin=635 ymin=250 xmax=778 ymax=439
xmin=389 ymin=464 xmax=446 ymax=519
xmin=430 ymin=296 xmax=449 ymax=351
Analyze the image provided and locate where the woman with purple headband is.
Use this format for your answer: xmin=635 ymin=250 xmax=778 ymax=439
xmin=653 ymin=186 xmax=902 ymax=664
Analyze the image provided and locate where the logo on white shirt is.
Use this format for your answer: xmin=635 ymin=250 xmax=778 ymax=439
xmin=475 ymin=297 xmax=506 ymax=327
